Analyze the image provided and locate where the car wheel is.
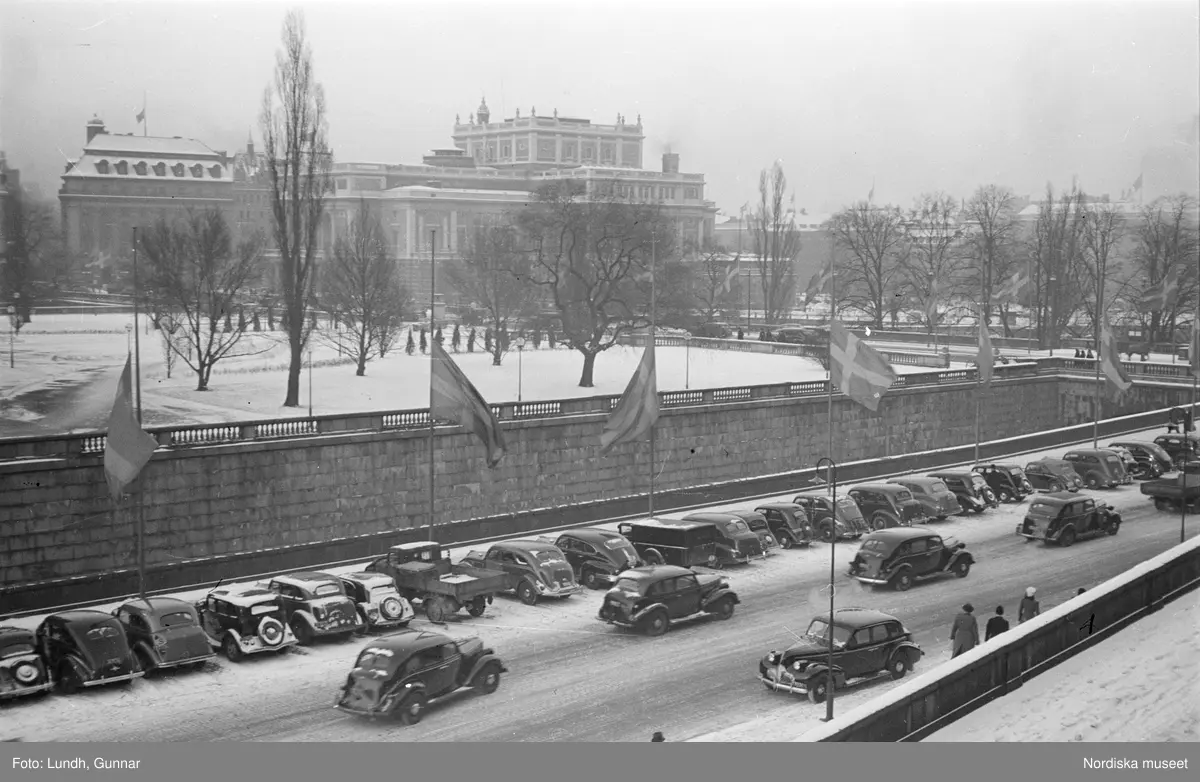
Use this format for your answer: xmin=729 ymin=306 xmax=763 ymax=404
xmin=290 ymin=618 xmax=314 ymax=646
xmin=399 ymin=691 xmax=428 ymax=726
xmin=871 ymin=514 xmax=893 ymax=531
xmin=641 ymin=610 xmax=669 ymax=637
xmin=779 ymin=534 xmax=794 ymax=550
xmin=953 ymin=560 xmax=971 ymax=578
xmin=466 ymin=597 xmax=487 ymax=617
xmin=354 ymin=610 xmax=370 ymax=636
xmin=473 ymin=661 xmax=502 ymax=695
xmin=820 ymin=522 xmax=835 ymax=543
xmin=379 ymin=597 xmax=404 ymax=621
xmin=583 ymin=569 xmax=603 ymax=590
xmin=1108 ymin=521 xmax=1120 ymax=536
xmin=887 ymin=653 xmax=910 ymax=680
xmin=711 ymin=597 xmax=736 ymax=620
xmin=893 ymin=572 xmax=913 ymax=592
xmin=999 ymin=489 xmax=1013 ymax=503
xmin=1086 ymin=475 xmax=1101 ymax=490
xmin=644 ymin=549 xmax=665 ymax=566
xmin=807 ymin=676 xmax=829 ymax=704
xmin=134 ymin=648 xmax=155 ymax=677
xmin=222 ymin=635 xmax=243 ymax=663
xmin=1155 ymin=498 xmax=1171 ymax=512
xmin=936 ymin=515 xmax=948 ymax=521
xmin=957 ymin=499 xmax=972 ymax=515
xmin=707 ymin=555 xmax=724 ymax=570
xmin=12 ymin=661 xmax=40 ymax=686
xmin=1059 ymin=527 xmax=1077 ymax=547
xmin=56 ymin=664 xmax=81 ymax=695
xmin=425 ymin=598 xmax=450 ymax=623
xmin=517 ymin=581 xmax=539 ymax=606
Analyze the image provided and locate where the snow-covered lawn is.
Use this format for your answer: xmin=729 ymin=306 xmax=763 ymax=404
xmin=1 ymin=313 xmax=967 ymax=434
xmin=925 ymin=587 xmax=1200 ymax=743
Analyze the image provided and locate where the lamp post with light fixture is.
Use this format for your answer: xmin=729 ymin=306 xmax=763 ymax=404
xmin=515 ymin=336 xmax=526 ymax=402
xmin=812 ymin=457 xmax=838 ymax=722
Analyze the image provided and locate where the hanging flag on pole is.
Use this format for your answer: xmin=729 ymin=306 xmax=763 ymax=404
xmin=1136 ymin=268 xmax=1180 ymax=313
xmin=1190 ymin=321 xmax=1200 ymax=375
xmin=976 ymin=317 xmax=994 ymax=387
xmin=430 ymin=341 xmax=506 ymax=467
xmin=1131 ymin=173 xmax=1143 ymax=192
xmin=721 ymin=260 xmax=740 ymax=294
xmin=600 ymin=343 xmax=659 ymax=454
xmin=1098 ymin=321 xmax=1133 ymax=400
xmin=804 ymin=262 xmax=832 ymax=307
xmin=104 ymin=355 xmax=159 ymax=500
xmin=828 ymin=320 xmax=897 ymax=413
xmin=867 ymin=178 xmax=875 ymax=203
xmin=925 ymin=279 xmax=939 ymax=324
xmin=994 ymin=268 xmax=1030 ymax=304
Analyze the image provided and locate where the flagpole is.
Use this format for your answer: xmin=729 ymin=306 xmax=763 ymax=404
xmin=1092 ymin=254 xmax=1104 ymax=449
xmin=649 ymin=236 xmax=657 ymax=519
xmin=826 ymin=243 xmax=836 ymax=473
xmin=428 ymin=228 xmax=437 ymax=542
xmin=131 ymin=226 xmax=146 ymax=600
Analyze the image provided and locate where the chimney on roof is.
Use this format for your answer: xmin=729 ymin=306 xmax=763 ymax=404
xmin=86 ymin=115 xmax=106 ymax=144
xmin=662 ymin=152 xmax=679 ymax=174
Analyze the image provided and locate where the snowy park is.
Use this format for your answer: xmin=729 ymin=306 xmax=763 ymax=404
xmin=0 ymin=312 xmax=965 ymax=437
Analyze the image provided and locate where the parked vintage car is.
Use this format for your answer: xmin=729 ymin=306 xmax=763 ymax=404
xmin=0 ymin=626 xmax=52 ymax=701
xmin=1062 ymin=449 xmax=1130 ymax=489
xmin=846 ymin=483 xmax=929 ymax=530
xmin=1140 ymin=473 xmax=1200 ymax=512
xmin=791 ymin=493 xmax=871 ymax=542
xmin=972 ymin=463 xmax=1034 ymax=502
xmin=598 ymin=565 xmax=739 ymax=636
xmin=1153 ymin=433 xmax=1200 ymax=467
xmin=1104 ymin=446 xmax=1144 ymax=480
xmin=366 ymin=541 xmax=509 ymax=623
xmin=1024 ymin=459 xmax=1084 ymax=493
xmin=727 ymin=509 xmax=778 ymax=553
xmin=460 ymin=540 xmax=583 ymax=605
xmin=35 ymin=611 xmax=144 ymax=694
xmin=265 ymin=572 xmax=365 ymax=644
xmin=1016 ymin=492 xmax=1122 ymax=546
xmin=195 ymin=584 xmax=299 ymax=661
xmin=759 ymin=609 xmax=923 ymax=703
xmin=1108 ymin=440 xmax=1171 ymax=477
xmin=750 ymin=502 xmax=813 ymax=549
xmin=112 ymin=597 xmax=215 ymax=673
xmin=926 ymin=470 xmax=998 ymax=513
xmin=617 ymin=518 xmax=750 ymax=569
xmin=847 ymin=527 xmax=974 ymax=591
xmin=680 ymin=512 xmax=767 ymax=560
xmin=546 ymin=528 xmax=643 ymax=590
xmin=886 ymin=476 xmax=961 ymax=520
xmin=335 ymin=630 xmax=507 ymax=724
xmin=339 ymin=572 xmax=415 ymax=633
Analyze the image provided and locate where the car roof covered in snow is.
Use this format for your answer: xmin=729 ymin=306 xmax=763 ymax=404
xmin=359 ymin=629 xmax=451 ymax=657
xmin=209 ymin=585 xmax=280 ymax=607
xmin=117 ymin=597 xmax=197 ymax=616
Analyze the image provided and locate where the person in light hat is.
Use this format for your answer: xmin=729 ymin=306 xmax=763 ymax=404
xmin=1019 ymin=587 xmax=1040 ymax=624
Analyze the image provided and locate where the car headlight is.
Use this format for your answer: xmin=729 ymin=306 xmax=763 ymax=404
xmin=793 ymin=661 xmax=804 ymax=671
xmin=313 ymin=606 xmax=326 ymax=621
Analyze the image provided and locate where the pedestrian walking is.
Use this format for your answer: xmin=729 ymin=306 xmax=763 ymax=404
xmin=950 ymin=603 xmax=980 ymax=658
xmin=1019 ymin=587 xmax=1040 ymax=624
xmin=985 ymin=606 xmax=1009 ymax=641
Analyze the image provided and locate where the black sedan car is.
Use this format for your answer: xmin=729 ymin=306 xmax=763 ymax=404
xmin=546 ymin=528 xmax=643 ymax=589
xmin=113 ymin=597 xmax=216 ymax=674
xmin=35 ymin=611 xmax=145 ymax=694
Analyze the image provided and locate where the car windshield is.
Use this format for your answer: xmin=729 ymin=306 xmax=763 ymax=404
xmin=158 ymin=611 xmax=194 ymax=628
xmin=724 ymin=520 xmax=750 ymax=535
xmin=533 ymin=550 xmax=567 ymax=565
xmin=249 ymin=603 xmax=278 ymax=616
xmin=860 ymin=539 xmax=888 ymax=554
xmin=1007 ymin=467 xmax=1025 ymax=478
xmin=1028 ymin=501 xmax=1058 ymax=518
xmin=0 ymin=642 xmax=35 ymax=658
xmin=356 ymin=648 xmax=396 ymax=672
xmin=1104 ymin=455 xmax=1122 ymax=466
xmin=370 ymin=585 xmax=395 ymax=596
xmin=603 ymin=539 xmax=639 ymax=561
xmin=837 ymin=498 xmax=863 ymax=519
xmin=805 ymin=618 xmax=852 ymax=647
xmin=85 ymin=625 xmax=121 ymax=642
xmin=613 ymin=577 xmax=642 ymax=594
xmin=311 ymin=583 xmax=342 ymax=597
xmin=895 ymin=490 xmax=913 ymax=502
xmin=929 ymin=480 xmax=948 ymax=493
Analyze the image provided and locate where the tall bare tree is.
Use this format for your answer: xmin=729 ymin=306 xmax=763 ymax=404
xmin=829 ymin=201 xmax=908 ymax=329
xmin=1079 ymin=202 xmax=1128 ymax=336
xmin=1128 ymin=195 xmax=1200 ymax=341
xmin=139 ymin=209 xmax=267 ymax=391
xmin=1027 ymin=184 xmax=1090 ymax=349
xmin=519 ymin=181 xmax=673 ymax=387
xmin=321 ymin=200 xmax=409 ymax=375
xmin=1 ymin=184 xmax=60 ymax=327
xmin=900 ymin=192 xmax=968 ymax=332
xmin=445 ymin=218 xmax=539 ymax=366
xmin=749 ymin=162 xmax=800 ymax=323
xmin=260 ymin=10 xmax=333 ymax=406
xmin=963 ymin=184 xmax=1020 ymax=330
xmin=690 ymin=243 xmax=743 ymax=323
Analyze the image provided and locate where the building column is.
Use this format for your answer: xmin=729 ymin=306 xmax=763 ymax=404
xmin=449 ymin=210 xmax=458 ymax=252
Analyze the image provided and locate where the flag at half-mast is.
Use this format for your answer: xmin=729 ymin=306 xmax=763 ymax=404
xmin=804 ymin=262 xmax=833 ymax=307
xmin=600 ymin=342 xmax=659 ymax=454
xmin=828 ymin=320 xmax=897 ymax=413
xmin=976 ymin=317 xmax=994 ymax=387
xmin=994 ymin=268 xmax=1031 ymax=304
xmin=1136 ymin=268 xmax=1180 ymax=313
xmin=1098 ymin=321 xmax=1133 ymax=400
xmin=430 ymin=341 xmax=506 ymax=467
xmin=721 ymin=258 xmax=740 ymax=294
xmin=104 ymin=355 xmax=159 ymax=500
xmin=1190 ymin=320 xmax=1200 ymax=376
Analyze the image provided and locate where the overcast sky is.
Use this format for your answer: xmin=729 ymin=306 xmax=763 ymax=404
xmin=2 ymin=0 xmax=1197 ymax=213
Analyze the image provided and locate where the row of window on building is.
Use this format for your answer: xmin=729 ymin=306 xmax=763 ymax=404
xmin=94 ymin=160 xmax=224 ymax=179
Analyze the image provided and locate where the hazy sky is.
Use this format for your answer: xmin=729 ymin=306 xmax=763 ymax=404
xmin=2 ymin=0 xmax=1197 ymax=213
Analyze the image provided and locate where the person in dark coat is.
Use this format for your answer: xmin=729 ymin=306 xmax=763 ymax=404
xmin=651 ymin=732 xmax=665 ymax=742
xmin=1019 ymin=587 xmax=1040 ymax=624
xmin=950 ymin=603 xmax=980 ymax=658
xmin=985 ymin=606 xmax=1009 ymax=641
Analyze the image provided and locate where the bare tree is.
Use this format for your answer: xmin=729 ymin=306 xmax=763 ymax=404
xmin=1027 ymin=184 xmax=1090 ymax=349
xmin=1128 ymin=195 xmax=1200 ymax=342
xmin=829 ymin=202 xmax=908 ymax=328
xmin=320 ymin=200 xmax=409 ymax=375
xmin=749 ymin=162 xmax=800 ymax=323
xmin=963 ymin=184 xmax=1020 ymax=331
xmin=260 ymin=9 xmax=333 ymax=406
xmin=690 ymin=243 xmax=743 ymax=323
xmin=1079 ymin=202 xmax=1128 ymax=336
xmin=900 ymin=192 xmax=968 ymax=332
xmin=519 ymin=181 xmax=673 ymax=387
xmin=445 ymin=218 xmax=539 ymax=367
xmin=1 ymin=184 xmax=60 ymax=327
xmin=139 ymin=210 xmax=267 ymax=391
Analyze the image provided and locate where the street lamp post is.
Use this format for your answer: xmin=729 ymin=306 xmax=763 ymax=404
xmin=125 ymin=323 xmax=133 ymax=354
xmin=6 ymin=304 xmax=15 ymax=368
xmin=1047 ymin=274 xmax=1058 ymax=356
xmin=813 ymin=457 xmax=838 ymax=722
xmin=515 ymin=336 xmax=526 ymax=402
